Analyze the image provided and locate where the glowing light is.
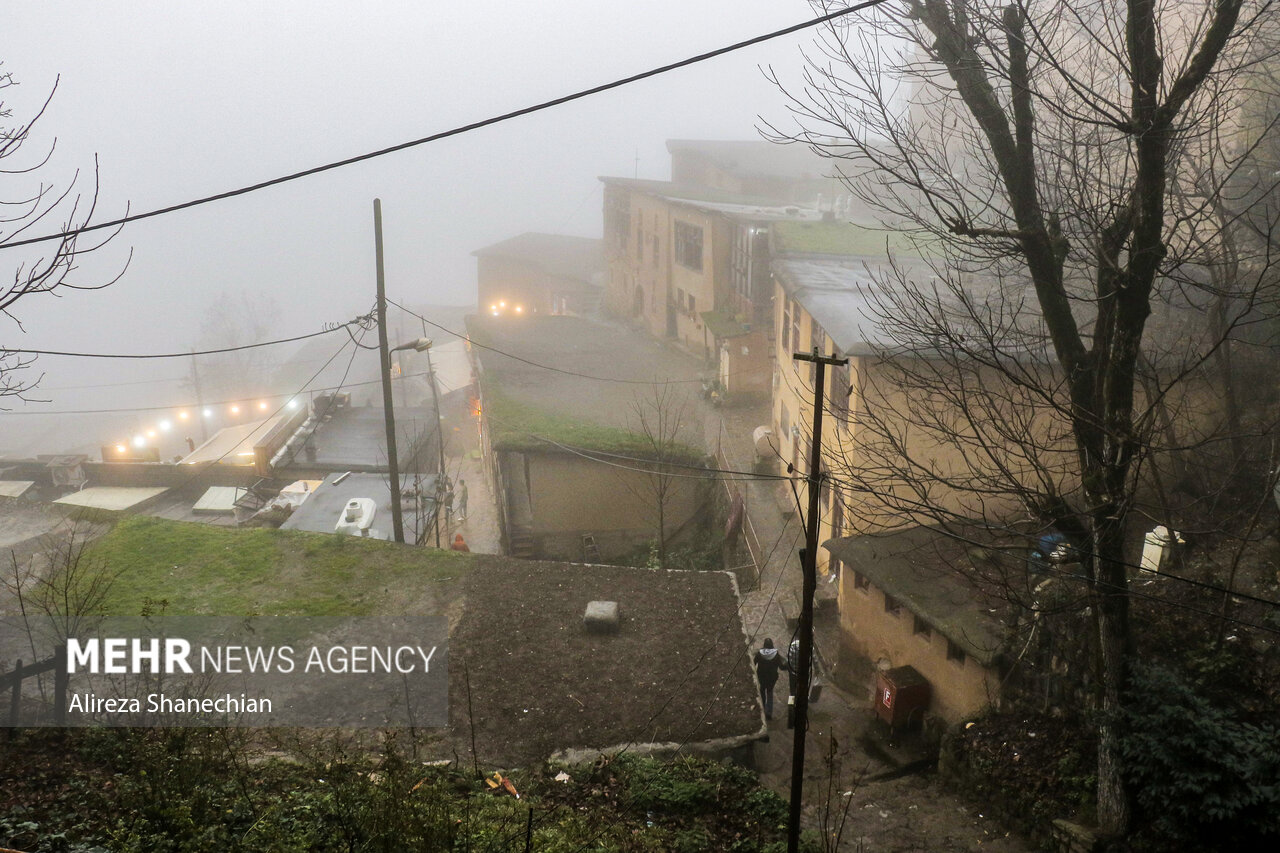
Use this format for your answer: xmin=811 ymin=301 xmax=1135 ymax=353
xmin=489 ymin=304 xmax=497 ymax=311
xmin=491 ymin=309 xmax=499 ymax=316
xmin=258 ymin=401 xmax=268 ymax=411
xmin=286 ymin=399 xmax=299 ymax=410
xmin=202 ymin=408 xmax=212 ymax=417
xmin=178 ymin=411 xmax=189 ymax=420
xmin=115 ymin=444 xmax=127 ymax=453
xmin=515 ymin=306 xmax=523 ymax=314
xmin=132 ymin=435 xmax=146 ymax=448
xmin=230 ymin=405 xmax=241 ymax=414
xmin=499 ymin=300 xmax=506 ymax=308
xmin=146 ymin=430 xmax=157 ymax=438
xmin=159 ymin=420 xmax=172 ymax=432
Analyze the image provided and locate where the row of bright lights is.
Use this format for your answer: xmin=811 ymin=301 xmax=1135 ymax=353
xmin=488 ymin=299 xmax=524 ymax=316
xmin=114 ymin=398 xmax=302 ymax=453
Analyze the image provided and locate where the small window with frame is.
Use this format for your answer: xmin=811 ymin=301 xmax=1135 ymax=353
xmin=853 ymin=571 xmax=870 ymax=593
xmin=947 ymin=640 xmax=966 ymax=665
xmin=913 ymin=616 xmax=931 ymax=640
xmin=884 ymin=593 xmax=903 ymax=617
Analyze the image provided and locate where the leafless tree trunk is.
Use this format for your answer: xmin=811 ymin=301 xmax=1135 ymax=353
xmin=764 ymin=0 xmax=1275 ymax=835
xmin=622 ymin=383 xmax=692 ymax=568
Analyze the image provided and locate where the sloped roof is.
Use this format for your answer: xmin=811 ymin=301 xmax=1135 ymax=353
xmin=600 ymin=176 xmax=810 ymax=210
xmin=772 ymin=258 xmax=926 ymax=355
xmin=824 ymin=526 xmax=1013 ymax=666
xmin=472 ymin=232 xmax=604 ymax=286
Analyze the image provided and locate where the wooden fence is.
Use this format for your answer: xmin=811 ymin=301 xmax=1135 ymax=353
xmin=1 ymin=644 xmax=67 ymax=732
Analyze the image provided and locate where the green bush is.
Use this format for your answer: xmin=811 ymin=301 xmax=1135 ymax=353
xmin=1119 ymin=663 xmax=1280 ymax=848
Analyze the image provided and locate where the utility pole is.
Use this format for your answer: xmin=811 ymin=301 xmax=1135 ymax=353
xmin=189 ymin=349 xmax=208 ymax=443
xmin=374 ymin=198 xmax=405 ymax=544
xmin=787 ymin=346 xmax=847 ymax=853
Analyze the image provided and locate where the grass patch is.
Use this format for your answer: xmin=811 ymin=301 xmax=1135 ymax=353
xmin=91 ymin=516 xmax=468 ymax=643
xmin=482 ymin=386 xmax=707 ymax=465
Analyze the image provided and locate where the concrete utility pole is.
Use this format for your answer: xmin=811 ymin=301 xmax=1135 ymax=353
xmin=374 ymin=198 xmax=406 ymax=544
xmin=787 ymin=346 xmax=847 ymax=853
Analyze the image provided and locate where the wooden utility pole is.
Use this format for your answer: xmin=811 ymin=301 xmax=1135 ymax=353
xmin=374 ymin=198 xmax=405 ymax=543
xmin=787 ymin=346 xmax=847 ymax=853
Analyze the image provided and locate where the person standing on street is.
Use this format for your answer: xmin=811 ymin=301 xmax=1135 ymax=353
xmin=754 ymin=638 xmax=784 ymax=720
xmin=455 ymin=478 xmax=469 ymax=521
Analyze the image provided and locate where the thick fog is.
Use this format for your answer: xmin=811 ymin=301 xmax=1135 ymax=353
xmin=1 ymin=0 xmax=818 ymax=456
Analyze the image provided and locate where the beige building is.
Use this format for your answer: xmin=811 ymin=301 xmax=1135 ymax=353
xmin=467 ymin=313 xmax=714 ymax=563
xmin=824 ymin=527 xmax=1010 ymax=722
xmin=473 ymin=232 xmax=603 ymax=318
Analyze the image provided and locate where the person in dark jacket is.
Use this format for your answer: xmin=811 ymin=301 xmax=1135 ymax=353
xmin=754 ymin=638 xmax=784 ymax=719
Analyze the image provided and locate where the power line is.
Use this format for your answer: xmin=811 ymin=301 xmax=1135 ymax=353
xmin=388 ymin=299 xmax=707 ymax=386
xmin=0 ymin=370 xmax=432 ymax=416
xmin=0 ymin=1 xmax=890 ymax=252
xmin=1 ymin=317 xmax=370 ymax=360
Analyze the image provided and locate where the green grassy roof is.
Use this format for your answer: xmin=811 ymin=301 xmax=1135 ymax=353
xmin=773 ymin=220 xmax=934 ymax=257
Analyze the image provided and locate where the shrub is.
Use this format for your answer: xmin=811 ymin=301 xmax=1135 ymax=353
xmin=1119 ymin=663 xmax=1280 ymax=847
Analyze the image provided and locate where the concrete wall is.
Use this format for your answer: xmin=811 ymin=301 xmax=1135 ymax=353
xmin=500 ymin=449 xmax=710 ymax=562
xmin=837 ymin=574 xmax=1001 ymax=722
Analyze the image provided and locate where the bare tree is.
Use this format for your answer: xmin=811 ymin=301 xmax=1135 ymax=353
xmin=193 ymin=289 xmax=284 ymax=402
xmin=1 ymin=69 xmax=128 ymax=402
xmin=764 ymin=0 xmax=1277 ymax=834
xmin=623 ymin=382 xmax=694 ymax=568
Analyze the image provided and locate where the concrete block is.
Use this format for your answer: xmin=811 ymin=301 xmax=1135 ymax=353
xmin=583 ymin=600 xmax=620 ymax=634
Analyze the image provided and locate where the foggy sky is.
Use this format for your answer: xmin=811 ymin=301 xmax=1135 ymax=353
xmin=1 ymin=0 xmax=822 ymax=455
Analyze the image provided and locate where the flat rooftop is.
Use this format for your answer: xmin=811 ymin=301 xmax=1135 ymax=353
xmin=449 ymin=560 xmax=761 ymax=765
xmin=304 ymin=404 xmax=440 ymax=471
xmin=467 ymin=314 xmax=707 ymax=455
xmin=53 ymin=486 xmax=169 ymax=512
xmin=280 ymin=471 xmax=440 ymax=544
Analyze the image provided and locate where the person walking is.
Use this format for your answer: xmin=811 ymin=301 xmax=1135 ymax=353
xmin=455 ymin=478 xmax=469 ymax=521
xmin=754 ymin=638 xmax=784 ymax=720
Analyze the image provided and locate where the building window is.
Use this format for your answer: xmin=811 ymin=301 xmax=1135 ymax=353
xmin=913 ymin=616 xmax=931 ymax=640
xmin=790 ymin=303 xmax=800 ymax=359
xmin=781 ymin=297 xmax=792 ymax=350
xmin=605 ymin=192 xmax=630 ymax=251
xmin=674 ymin=221 xmax=704 ymax=271
xmin=677 ymin=288 xmax=686 ymax=310
xmin=884 ymin=593 xmax=903 ymax=617
xmin=636 ymin=223 xmax=643 ymax=256
xmin=688 ymin=293 xmax=696 ymax=317
xmin=947 ymin=640 xmax=966 ymax=665
xmin=853 ymin=570 xmax=869 ymax=593
xmin=651 ymin=234 xmax=659 ymax=266
xmin=830 ymin=361 xmax=850 ymax=423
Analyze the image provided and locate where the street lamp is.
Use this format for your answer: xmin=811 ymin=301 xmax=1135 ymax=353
xmin=391 ymin=337 xmax=433 ymax=354
xmin=380 ymin=336 xmax=435 ymax=544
